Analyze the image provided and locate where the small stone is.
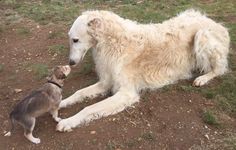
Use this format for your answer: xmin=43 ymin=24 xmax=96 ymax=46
xmin=4 ymin=132 xmax=11 ymax=136
xmin=112 ymin=118 xmax=116 ymax=121
xmin=90 ymin=131 xmax=96 ymax=134
xmin=189 ymin=100 xmax=192 ymax=103
xmin=204 ymin=134 xmax=209 ymax=140
xmin=49 ymin=31 xmax=52 ymax=34
xmin=53 ymin=53 xmax=58 ymax=57
xmin=36 ymin=25 xmax=40 ymax=29
xmin=137 ymin=1 xmax=144 ymax=4
xmin=14 ymin=89 xmax=22 ymax=93
xmin=13 ymin=98 xmax=19 ymax=101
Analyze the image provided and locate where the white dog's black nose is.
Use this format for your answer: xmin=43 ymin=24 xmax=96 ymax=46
xmin=69 ymin=60 xmax=76 ymax=66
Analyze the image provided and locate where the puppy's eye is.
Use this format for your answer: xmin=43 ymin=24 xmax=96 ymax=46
xmin=73 ymin=39 xmax=79 ymax=43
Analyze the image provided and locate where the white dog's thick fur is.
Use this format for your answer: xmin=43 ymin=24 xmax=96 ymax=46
xmin=57 ymin=9 xmax=230 ymax=132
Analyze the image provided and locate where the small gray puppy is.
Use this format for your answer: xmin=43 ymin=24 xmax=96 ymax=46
xmin=4 ymin=65 xmax=71 ymax=144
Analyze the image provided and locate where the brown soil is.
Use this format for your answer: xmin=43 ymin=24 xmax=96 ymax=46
xmin=0 ymin=20 xmax=235 ymax=150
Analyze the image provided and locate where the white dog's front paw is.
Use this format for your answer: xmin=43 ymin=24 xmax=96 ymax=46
xmin=193 ymin=76 xmax=209 ymax=87
xmin=59 ymin=101 xmax=67 ymax=109
xmin=56 ymin=119 xmax=74 ymax=132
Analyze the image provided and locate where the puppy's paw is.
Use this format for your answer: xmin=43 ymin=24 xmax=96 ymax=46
xmin=33 ymin=138 xmax=41 ymax=144
xmin=193 ymin=76 xmax=209 ymax=87
xmin=56 ymin=119 xmax=74 ymax=132
xmin=30 ymin=137 xmax=41 ymax=144
xmin=54 ymin=117 xmax=62 ymax=122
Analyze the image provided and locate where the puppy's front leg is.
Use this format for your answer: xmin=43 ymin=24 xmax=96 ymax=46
xmin=50 ymin=109 xmax=61 ymax=122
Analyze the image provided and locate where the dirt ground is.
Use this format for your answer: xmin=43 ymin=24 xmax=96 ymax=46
xmin=0 ymin=6 xmax=236 ymax=150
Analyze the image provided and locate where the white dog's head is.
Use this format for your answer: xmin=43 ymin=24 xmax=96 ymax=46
xmin=68 ymin=12 xmax=103 ymax=66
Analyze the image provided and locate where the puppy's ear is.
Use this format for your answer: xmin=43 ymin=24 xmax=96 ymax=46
xmin=87 ymin=18 xmax=102 ymax=29
xmin=46 ymin=68 xmax=54 ymax=80
xmin=61 ymin=74 xmax=67 ymax=79
xmin=46 ymin=76 xmax=51 ymax=81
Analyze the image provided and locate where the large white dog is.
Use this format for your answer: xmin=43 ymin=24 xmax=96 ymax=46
xmin=57 ymin=9 xmax=230 ymax=132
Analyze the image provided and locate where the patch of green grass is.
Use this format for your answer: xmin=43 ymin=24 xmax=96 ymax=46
xmin=178 ymin=85 xmax=197 ymax=92
xmin=91 ymin=139 xmax=97 ymax=145
xmin=3 ymin=0 xmax=236 ymax=29
xmin=5 ymin=0 xmax=81 ymax=25
xmin=125 ymin=139 xmax=138 ymax=148
xmin=0 ymin=64 xmax=4 ymax=72
xmin=141 ymin=132 xmax=155 ymax=141
xmin=213 ymin=74 xmax=236 ymax=114
xmin=3 ymin=0 xmax=16 ymax=5
xmin=8 ymin=75 xmax=17 ymax=81
xmin=0 ymin=26 xmax=4 ymax=33
xmin=28 ymin=63 xmax=49 ymax=79
xmin=216 ymin=95 xmax=232 ymax=113
xmin=201 ymin=89 xmax=216 ymax=99
xmin=48 ymin=44 xmax=67 ymax=55
xmin=202 ymin=110 xmax=219 ymax=126
xmin=106 ymin=140 xmax=123 ymax=150
xmin=78 ymin=50 xmax=94 ymax=75
xmin=16 ymin=27 xmax=30 ymax=36
xmin=227 ymin=23 xmax=236 ymax=44
xmin=79 ymin=62 xmax=94 ymax=75
xmin=106 ymin=140 xmax=116 ymax=150
xmin=223 ymin=133 xmax=236 ymax=149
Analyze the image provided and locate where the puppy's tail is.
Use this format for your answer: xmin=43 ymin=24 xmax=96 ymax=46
xmin=4 ymin=113 xmax=16 ymax=137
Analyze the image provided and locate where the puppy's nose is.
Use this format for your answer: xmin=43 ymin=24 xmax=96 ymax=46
xmin=69 ymin=60 xmax=76 ymax=66
xmin=65 ymin=65 xmax=71 ymax=72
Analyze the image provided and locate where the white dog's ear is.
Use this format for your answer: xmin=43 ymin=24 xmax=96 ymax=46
xmin=87 ymin=18 xmax=102 ymax=28
xmin=87 ymin=18 xmax=103 ymax=40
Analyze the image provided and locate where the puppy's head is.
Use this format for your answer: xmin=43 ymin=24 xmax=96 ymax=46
xmin=53 ymin=65 xmax=71 ymax=80
xmin=47 ymin=65 xmax=71 ymax=84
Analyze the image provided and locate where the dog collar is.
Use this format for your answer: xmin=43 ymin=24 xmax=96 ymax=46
xmin=47 ymin=80 xmax=62 ymax=89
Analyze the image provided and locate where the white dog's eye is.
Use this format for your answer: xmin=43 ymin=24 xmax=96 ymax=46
xmin=73 ymin=39 xmax=79 ymax=43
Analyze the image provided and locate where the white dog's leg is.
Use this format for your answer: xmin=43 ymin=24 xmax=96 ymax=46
xmin=193 ymin=28 xmax=229 ymax=86
xmin=56 ymin=89 xmax=139 ymax=132
xmin=60 ymin=82 xmax=110 ymax=108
